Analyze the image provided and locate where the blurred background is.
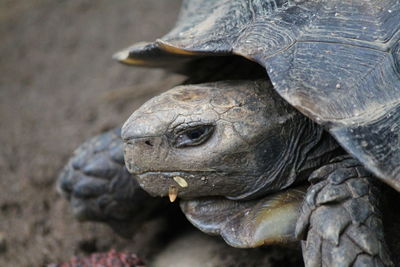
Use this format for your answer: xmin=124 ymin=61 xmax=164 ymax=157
xmin=0 ymin=1 xmax=183 ymax=266
xmin=0 ymin=1 xmax=305 ymax=266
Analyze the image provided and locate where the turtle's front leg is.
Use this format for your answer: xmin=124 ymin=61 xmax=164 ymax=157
xmin=296 ymin=156 xmax=393 ymax=267
xmin=57 ymin=128 xmax=168 ymax=237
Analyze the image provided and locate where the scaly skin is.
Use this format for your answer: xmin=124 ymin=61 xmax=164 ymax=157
xmin=57 ymin=128 xmax=167 ymax=237
xmin=296 ymin=156 xmax=393 ymax=266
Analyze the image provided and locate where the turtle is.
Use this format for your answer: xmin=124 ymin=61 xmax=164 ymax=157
xmin=60 ymin=80 xmax=397 ymax=266
xmin=57 ymin=0 xmax=400 ymax=266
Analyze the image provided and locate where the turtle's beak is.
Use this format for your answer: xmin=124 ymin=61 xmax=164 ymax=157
xmin=122 ymin=136 xmax=162 ymax=174
xmin=121 ymin=113 xmax=168 ymax=176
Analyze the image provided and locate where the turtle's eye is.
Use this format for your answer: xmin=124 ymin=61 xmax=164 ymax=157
xmin=174 ymin=125 xmax=214 ymax=148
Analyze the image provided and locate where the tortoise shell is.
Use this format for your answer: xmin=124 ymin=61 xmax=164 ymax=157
xmin=115 ymin=0 xmax=400 ymax=192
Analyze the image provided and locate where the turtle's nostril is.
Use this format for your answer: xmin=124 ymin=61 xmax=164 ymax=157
xmin=145 ymin=140 xmax=153 ymax=147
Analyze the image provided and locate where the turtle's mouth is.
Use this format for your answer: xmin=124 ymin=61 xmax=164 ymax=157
xmin=135 ymin=171 xmax=211 ymax=200
xmin=135 ymin=170 xmax=248 ymax=201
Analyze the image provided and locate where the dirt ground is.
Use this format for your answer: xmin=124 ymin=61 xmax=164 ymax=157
xmin=0 ymin=1 xmax=304 ymax=266
xmin=3 ymin=1 xmax=400 ymax=267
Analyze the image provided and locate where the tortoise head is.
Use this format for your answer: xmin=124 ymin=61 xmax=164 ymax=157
xmin=122 ymin=80 xmax=319 ymax=200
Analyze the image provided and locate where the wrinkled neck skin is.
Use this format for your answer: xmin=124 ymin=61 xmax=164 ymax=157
xmin=231 ymin=117 xmax=342 ymax=200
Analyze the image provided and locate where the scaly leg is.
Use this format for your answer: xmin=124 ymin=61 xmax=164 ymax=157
xmin=57 ymin=128 xmax=168 ymax=237
xmin=296 ymin=156 xmax=393 ymax=267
